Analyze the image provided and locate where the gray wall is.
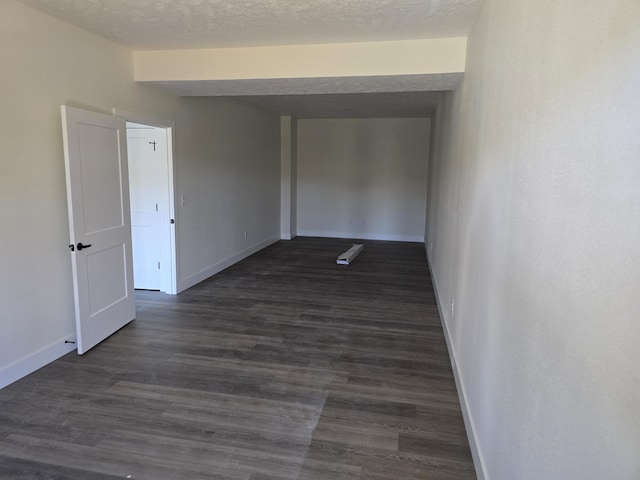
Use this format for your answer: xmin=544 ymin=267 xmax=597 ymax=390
xmin=0 ymin=0 xmax=281 ymax=387
xmin=297 ymin=118 xmax=430 ymax=241
xmin=426 ymin=0 xmax=640 ymax=478
xmin=0 ymin=0 xmax=180 ymax=385
xmin=175 ymin=97 xmax=281 ymax=291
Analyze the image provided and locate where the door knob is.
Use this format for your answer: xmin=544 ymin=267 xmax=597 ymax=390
xmin=76 ymin=242 xmax=92 ymax=251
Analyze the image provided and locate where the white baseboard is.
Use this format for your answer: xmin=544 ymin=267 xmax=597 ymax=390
xmin=426 ymin=246 xmax=489 ymax=480
xmin=0 ymin=334 xmax=77 ymax=389
xmin=178 ymin=235 xmax=280 ymax=292
xmin=297 ymin=230 xmax=424 ymax=243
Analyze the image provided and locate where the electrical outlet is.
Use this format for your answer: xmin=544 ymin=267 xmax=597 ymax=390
xmin=450 ymin=300 xmax=455 ymax=317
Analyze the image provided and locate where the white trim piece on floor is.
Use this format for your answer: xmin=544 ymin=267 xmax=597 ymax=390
xmin=0 ymin=334 xmax=77 ymax=389
xmin=336 ymin=243 xmax=364 ymax=265
xmin=178 ymin=235 xmax=281 ymax=293
xmin=426 ymin=246 xmax=489 ymax=480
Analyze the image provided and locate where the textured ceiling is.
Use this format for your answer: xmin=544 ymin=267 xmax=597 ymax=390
xmin=19 ymin=0 xmax=482 ymax=118
xmin=19 ymin=0 xmax=484 ymax=49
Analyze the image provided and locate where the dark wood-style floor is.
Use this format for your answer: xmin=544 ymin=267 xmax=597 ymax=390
xmin=0 ymin=237 xmax=476 ymax=479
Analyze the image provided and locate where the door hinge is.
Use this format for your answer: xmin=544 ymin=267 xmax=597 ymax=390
xmin=170 ymin=219 xmax=175 ymax=224
xmin=157 ymin=261 xmax=161 ymax=270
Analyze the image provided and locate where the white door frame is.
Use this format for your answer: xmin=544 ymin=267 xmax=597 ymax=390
xmin=113 ymin=108 xmax=178 ymax=295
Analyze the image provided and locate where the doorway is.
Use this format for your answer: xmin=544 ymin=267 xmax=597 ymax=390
xmin=115 ymin=110 xmax=177 ymax=294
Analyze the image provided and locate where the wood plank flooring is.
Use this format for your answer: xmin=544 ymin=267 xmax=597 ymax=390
xmin=0 ymin=237 xmax=476 ymax=479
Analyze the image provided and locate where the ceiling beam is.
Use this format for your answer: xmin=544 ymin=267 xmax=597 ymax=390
xmin=133 ymin=38 xmax=466 ymax=83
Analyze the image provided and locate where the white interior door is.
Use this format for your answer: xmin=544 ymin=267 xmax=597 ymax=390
xmin=61 ymin=106 xmax=135 ymax=354
xmin=127 ymin=124 xmax=170 ymax=291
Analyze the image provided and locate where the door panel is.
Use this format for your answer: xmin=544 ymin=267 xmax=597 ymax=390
xmin=62 ymin=106 xmax=135 ymax=354
xmin=77 ymin=123 xmax=125 ymax=233
xmin=86 ymin=244 xmax=128 ymax=314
